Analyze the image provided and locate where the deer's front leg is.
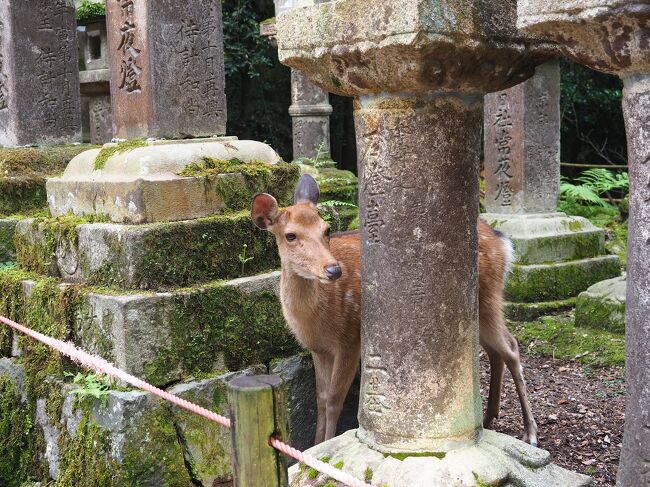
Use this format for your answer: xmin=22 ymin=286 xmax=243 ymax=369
xmin=324 ymin=347 xmax=360 ymax=441
xmin=312 ymin=351 xmax=334 ymax=445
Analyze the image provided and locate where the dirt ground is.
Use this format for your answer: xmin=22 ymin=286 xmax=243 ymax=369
xmin=479 ymin=350 xmax=626 ymax=486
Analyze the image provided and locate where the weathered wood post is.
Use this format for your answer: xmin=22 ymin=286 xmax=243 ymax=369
xmin=228 ymin=375 xmax=289 ymax=487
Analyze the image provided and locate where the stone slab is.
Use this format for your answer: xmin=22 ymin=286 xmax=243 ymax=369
xmin=481 ymin=213 xmax=606 ymax=265
xmin=270 ymin=354 xmax=360 ymax=456
xmin=506 ymin=255 xmax=621 ymax=303
xmin=167 ymin=367 xmax=264 ymax=486
xmin=46 ymin=139 xmax=290 ymax=223
xmin=504 ymin=297 xmax=577 ymax=322
xmin=484 ymin=61 xmax=560 ymax=214
xmin=15 ymin=210 xmax=284 ymax=289
xmin=575 ymin=275 xmax=626 ymax=333
xmin=88 ymin=96 xmax=113 ymax=145
xmin=106 ymin=0 xmax=227 ymax=139
xmin=288 ymin=429 xmax=592 ymax=486
xmin=0 ymin=0 xmax=82 ymax=146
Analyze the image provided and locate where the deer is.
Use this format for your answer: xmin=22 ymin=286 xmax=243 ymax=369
xmin=251 ymin=174 xmax=538 ymax=447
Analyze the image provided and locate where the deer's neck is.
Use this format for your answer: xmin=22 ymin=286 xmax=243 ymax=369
xmin=280 ymin=266 xmax=323 ymax=335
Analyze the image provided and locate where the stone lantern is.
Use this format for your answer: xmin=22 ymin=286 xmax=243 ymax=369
xmin=275 ymin=1 xmax=591 ymax=485
xmin=517 ymin=2 xmax=650 ymax=485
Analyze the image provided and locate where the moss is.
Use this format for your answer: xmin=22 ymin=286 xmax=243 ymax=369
xmin=575 ymin=294 xmax=625 ymax=333
xmin=94 ymin=139 xmax=147 ymax=170
xmin=142 ymin=282 xmax=300 ymax=385
xmin=364 ymin=467 xmax=374 ymax=483
xmin=333 ymin=460 xmax=344 ymax=469
xmin=0 ymin=145 xmax=96 ymax=177
xmin=567 ymin=220 xmax=584 ymax=232
xmin=0 ymin=219 xmax=17 ymax=261
xmin=503 ymin=298 xmax=576 ymax=322
xmin=76 ymin=0 xmax=106 ymax=23
xmin=318 ymin=207 xmax=359 ymax=233
xmin=506 ymin=258 xmax=621 ymax=303
xmin=178 ymin=157 xmax=299 ymax=211
xmin=512 ymin=231 xmax=604 ymax=266
xmin=260 ymin=16 xmax=276 ymax=25
xmin=383 ymin=451 xmax=446 ymax=461
xmin=511 ymin=314 xmax=625 ymax=367
xmin=316 ymin=168 xmax=358 ymax=204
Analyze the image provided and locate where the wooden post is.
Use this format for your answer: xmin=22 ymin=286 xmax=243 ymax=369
xmin=228 ymin=375 xmax=289 ymax=487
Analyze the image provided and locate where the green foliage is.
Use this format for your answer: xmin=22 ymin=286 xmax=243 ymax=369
xmin=76 ymin=0 xmax=106 ymax=23
xmin=560 ymin=59 xmax=626 ymax=165
xmin=238 ymin=243 xmax=254 ymax=274
xmin=64 ymin=372 xmax=111 ymax=403
xmin=94 ymin=139 xmax=147 ymax=170
xmin=560 ymin=168 xmax=629 ymax=210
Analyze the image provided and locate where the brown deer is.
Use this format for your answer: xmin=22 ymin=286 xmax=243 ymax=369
xmin=251 ymin=174 xmax=538 ymax=446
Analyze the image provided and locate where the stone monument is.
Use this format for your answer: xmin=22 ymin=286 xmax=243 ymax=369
xmin=276 ymin=0 xmax=591 ymax=485
xmin=482 ymin=61 xmax=620 ymax=319
xmin=517 ymin=2 xmax=650 ymax=485
xmin=0 ymin=0 xmax=81 ymax=146
xmin=106 ymin=0 xmax=227 ymax=139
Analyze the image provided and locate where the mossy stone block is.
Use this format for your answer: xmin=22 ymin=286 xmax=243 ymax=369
xmin=511 ymin=230 xmax=605 ymax=265
xmin=504 ymin=298 xmax=577 ymax=322
xmin=575 ymin=275 xmax=626 ymax=333
xmin=0 ymin=219 xmax=17 ymax=262
xmin=506 ymin=255 xmax=621 ymax=302
xmin=0 ymin=145 xmax=98 ymax=216
xmin=15 ymin=212 xmax=282 ymax=289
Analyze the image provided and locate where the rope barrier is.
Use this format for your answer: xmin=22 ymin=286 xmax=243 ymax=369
xmin=0 ymin=314 xmax=372 ymax=487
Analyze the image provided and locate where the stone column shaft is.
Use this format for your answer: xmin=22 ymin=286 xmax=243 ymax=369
xmin=618 ymin=74 xmax=650 ymax=487
xmin=0 ymin=0 xmax=81 ymax=146
xmin=356 ymin=94 xmax=482 ymax=452
xmin=289 ymin=69 xmax=332 ymax=159
xmin=484 ymin=61 xmax=560 ymax=214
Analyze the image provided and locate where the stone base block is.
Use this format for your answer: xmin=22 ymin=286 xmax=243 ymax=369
xmin=507 ymin=255 xmax=621 ymax=302
xmin=1 ymin=269 xmax=299 ymax=387
xmin=46 ymin=139 xmax=297 ymax=223
xmin=481 ymin=212 xmax=606 ymax=265
xmin=575 ymin=275 xmax=626 ymax=333
xmin=0 ymin=219 xmax=17 ymax=262
xmin=289 ymin=429 xmax=592 ymax=487
xmin=504 ymin=297 xmax=576 ymax=321
xmin=15 ymin=212 xmax=282 ymax=290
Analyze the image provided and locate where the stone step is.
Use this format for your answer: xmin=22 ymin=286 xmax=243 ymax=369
xmin=0 ymin=145 xmax=97 ymax=216
xmin=0 ymin=219 xmax=17 ymax=262
xmin=15 ymin=212 xmax=282 ymax=290
xmin=506 ymin=254 xmax=622 ymax=303
xmin=575 ymin=274 xmax=626 ymax=333
xmin=0 ymin=269 xmax=301 ymax=387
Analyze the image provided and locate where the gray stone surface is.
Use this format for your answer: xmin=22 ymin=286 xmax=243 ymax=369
xmin=270 ymin=354 xmax=359 ymax=456
xmin=89 ymin=96 xmax=113 ymax=145
xmin=36 ymin=397 xmax=61 ymax=479
xmin=81 ymin=20 xmax=109 ymax=71
xmin=276 ymin=0 xmax=557 ymax=96
xmin=46 ymin=139 xmax=281 ymax=223
xmin=167 ymin=367 xmax=264 ymax=486
xmin=290 ymin=69 xmax=332 ymax=159
xmin=484 ymin=61 xmax=561 ymax=214
xmin=355 ymin=94 xmax=483 ymax=452
xmin=288 ymin=429 xmax=592 ymax=487
xmin=576 ymin=275 xmax=626 ymax=333
xmin=106 ymin=0 xmax=227 ymax=139
xmin=0 ymin=357 xmax=26 ymax=402
xmin=619 ymin=74 xmax=650 ymax=487
xmin=0 ymin=0 xmax=82 ymax=146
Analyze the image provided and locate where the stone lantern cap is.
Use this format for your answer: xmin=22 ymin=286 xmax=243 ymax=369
xmin=276 ymin=0 xmax=558 ymax=96
xmin=46 ymin=139 xmax=283 ymax=224
xmin=518 ymin=0 xmax=650 ymax=76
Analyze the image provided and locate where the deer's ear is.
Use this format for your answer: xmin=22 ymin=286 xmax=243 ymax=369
xmin=294 ymin=174 xmax=320 ymax=205
xmin=251 ymin=194 xmax=279 ymax=230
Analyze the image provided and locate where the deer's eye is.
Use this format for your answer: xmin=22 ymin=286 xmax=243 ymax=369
xmin=285 ymin=233 xmax=297 ymax=242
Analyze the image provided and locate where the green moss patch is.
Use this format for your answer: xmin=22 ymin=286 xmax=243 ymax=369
xmin=511 ymin=314 xmax=625 ymax=367
xmin=383 ymin=451 xmax=446 ymax=461
xmin=143 ymin=281 xmax=299 ymax=385
xmin=76 ymin=0 xmax=106 ymax=23
xmin=94 ymin=139 xmax=147 ymax=170
xmin=504 ymin=298 xmax=577 ymax=322
xmin=0 ymin=219 xmax=17 ymax=263
xmin=0 ymin=145 xmax=96 ymax=178
xmin=575 ymin=295 xmax=625 ymax=334
xmin=178 ymin=157 xmax=299 ymax=211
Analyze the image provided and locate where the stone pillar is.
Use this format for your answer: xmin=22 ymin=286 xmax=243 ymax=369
xmin=517 ymin=3 xmax=650 ymax=485
xmin=106 ymin=0 xmax=227 ymax=139
xmin=482 ymin=61 xmax=620 ymax=317
xmin=89 ymin=96 xmax=114 ymax=144
xmin=356 ymin=94 xmax=482 ymax=451
xmin=0 ymin=0 xmax=81 ymax=146
xmin=484 ymin=61 xmax=560 ymax=214
xmin=289 ymin=69 xmax=333 ymax=159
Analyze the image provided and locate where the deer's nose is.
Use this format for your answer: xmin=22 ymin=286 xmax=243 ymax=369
xmin=324 ymin=264 xmax=342 ymax=281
